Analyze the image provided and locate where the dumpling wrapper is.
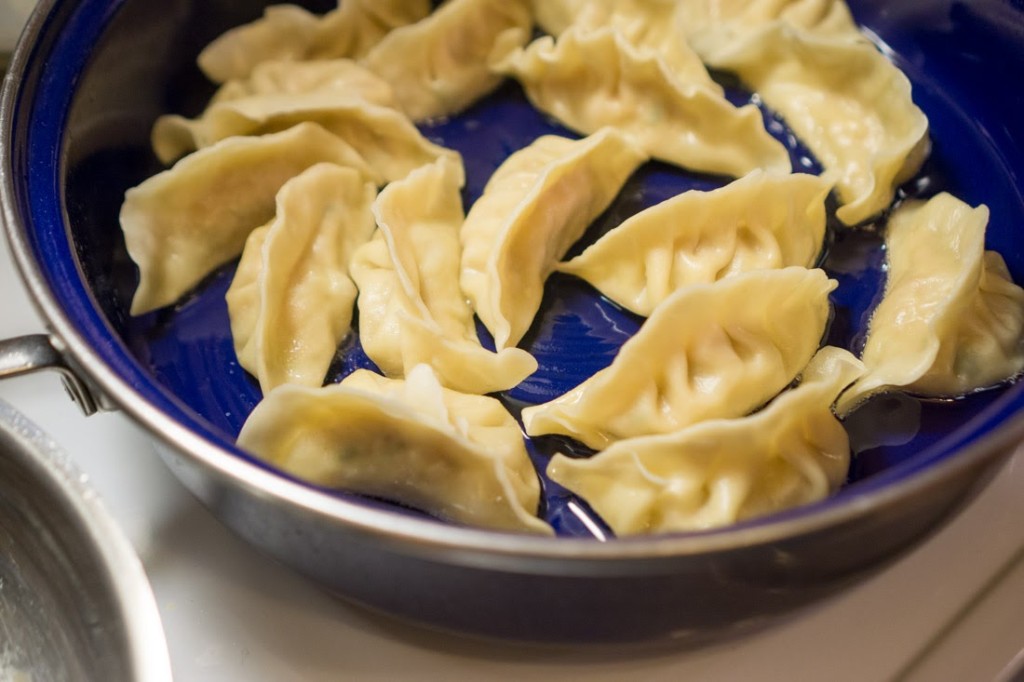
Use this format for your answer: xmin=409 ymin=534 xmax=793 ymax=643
xmin=675 ymin=0 xmax=860 ymax=43
xmin=522 ymin=266 xmax=836 ymax=449
xmin=548 ymin=346 xmax=864 ymax=535
xmin=559 ymin=169 xmax=833 ymax=316
xmin=460 ymin=128 xmax=648 ymax=351
xmin=198 ymin=0 xmax=431 ymax=83
xmin=492 ymin=27 xmax=791 ymax=178
xmin=237 ymin=364 xmax=553 ymax=535
xmin=226 ymin=164 xmax=376 ymax=393
xmin=351 ymin=157 xmax=537 ymax=394
xmin=204 ymin=58 xmax=396 ymax=108
xmin=530 ymin=0 xmax=722 ymax=95
xmin=530 ymin=0 xmax=585 ymax=34
xmin=361 ymin=0 xmax=532 ymax=121
xmin=837 ymin=193 xmax=1024 ymax=413
xmin=697 ymin=22 xmax=929 ymax=225
xmin=152 ymin=91 xmax=458 ymax=183
xmin=155 ymin=59 xmax=396 ymax=163
xmin=122 ymin=122 xmax=375 ymax=315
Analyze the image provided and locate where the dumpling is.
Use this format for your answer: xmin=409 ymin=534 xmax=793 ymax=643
xmin=151 ymin=92 xmax=458 ymax=183
xmin=350 ymin=157 xmax=537 ymax=394
xmin=225 ymin=164 xmax=377 ymax=393
xmin=548 ymin=346 xmax=864 ymax=535
xmin=530 ymin=0 xmax=583 ymax=34
xmin=836 ymin=193 xmax=1024 ymax=413
xmin=155 ymin=59 xmax=397 ymax=163
xmin=197 ymin=0 xmax=431 ymax=83
xmin=530 ymin=0 xmax=721 ymax=95
xmin=202 ymin=58 xmax=396 ymax=110
xmin=675 ymin=0 xmax=860 ymax=44
xmin=534 ymin=0 xmax=858 ymax=42
xmin=122 ymin=122 xmax=375 ymax=315
xmin=459 ymin=128 xmax=648 ymax=351
xmin=697 ymin=22 xmax=930 ymax=225
xmin=305 ymin=0 xmax=433 ymax=59
xmin=492 ymin=27 xmax=791 ymax=178
xmin=237 ymin=364 xmax=553 ymax=535
xmin=361 ymin=0 xmax=532 ymax=121
xmin=198 ymin=6 xmax=320 ymax=84
xmin=558 ymin=170 xmax=833 ymax=316
xmin=522 ymin=267 xmax=836 ymax=449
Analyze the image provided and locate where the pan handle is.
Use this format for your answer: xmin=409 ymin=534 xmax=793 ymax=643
xmin=0 ymin=334 xmax=108 ymax=416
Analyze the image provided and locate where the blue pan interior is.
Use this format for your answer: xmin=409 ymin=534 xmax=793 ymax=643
xmin=10 ymin=0 xmax=1024 ymax=537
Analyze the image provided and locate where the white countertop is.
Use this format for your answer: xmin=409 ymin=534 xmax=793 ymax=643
xmin=3 ymin=219 xmax=1024 ymax=682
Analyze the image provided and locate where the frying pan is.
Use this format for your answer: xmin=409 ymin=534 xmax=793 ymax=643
xmin=2 ymin=0 xmax=1023 ymax=643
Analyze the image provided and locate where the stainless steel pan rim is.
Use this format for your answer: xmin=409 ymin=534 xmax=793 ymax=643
xmin=1 ymin=0 xmax=1021 ymax=576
